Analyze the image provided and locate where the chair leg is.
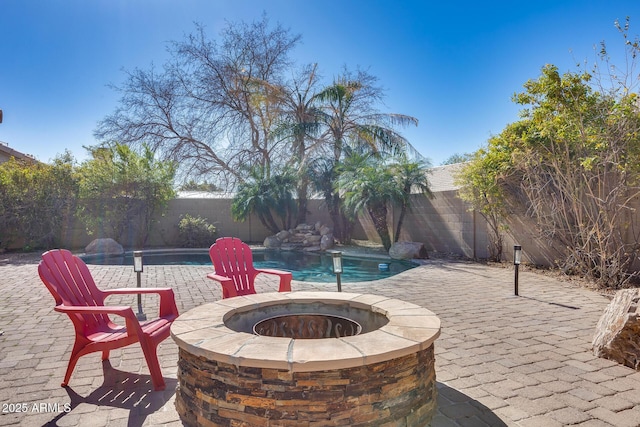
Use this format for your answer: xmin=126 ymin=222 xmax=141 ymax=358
xmin=62 ymin=341 xmax=85 ymax=387
xmin=102 ymin=349 xmax=110 ymax=360
xmin=138 ymin=338 xmax=165 ymax=391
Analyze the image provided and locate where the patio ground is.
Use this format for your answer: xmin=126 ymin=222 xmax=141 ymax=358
xmin=1 ymin=253 xmax=640 ymax=426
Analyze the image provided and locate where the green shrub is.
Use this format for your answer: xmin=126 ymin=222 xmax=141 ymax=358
xmin=178 ymin=214 xmax=217 ymax=248
xmin=76 ymin=143 xmax=176 ymax=248
xmin=0 ymin=154 xmax=78 ymax=250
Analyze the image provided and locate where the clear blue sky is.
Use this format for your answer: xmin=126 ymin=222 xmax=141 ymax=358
xmin=1 ymin=0 xmax=639 ymax=166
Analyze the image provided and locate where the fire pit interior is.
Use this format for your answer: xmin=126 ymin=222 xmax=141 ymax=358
xmin=226 ymin=300 xmax=386 ymax=339
xmin=253 ymin=313 xmax=363 ymax=338
xmin=171 ymin=291 xmax=441 ymax=426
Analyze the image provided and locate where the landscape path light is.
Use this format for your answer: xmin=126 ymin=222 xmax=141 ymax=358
xmin=133 ymin=251 xmax=147 ymax=320
xmin=514 ymin=245 xmax=522 ymax=296
xmin=330 ymin=250 xmax=343 ymax=292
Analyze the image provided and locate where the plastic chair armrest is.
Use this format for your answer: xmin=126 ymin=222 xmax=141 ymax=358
xmin=207 ymin=273 xmax=237 ymax=298
xmin=104 ymin=287 xmax=173 ymax=295
xmin=54 ymin=305 xmax=133 ymax=316
xmin=103 ymin=288 xmax=179 ymax=319
xmin=55 ymin=305 xmax=145 ymax=337
xmin=256 ymin=268 xmax=292 ymax=292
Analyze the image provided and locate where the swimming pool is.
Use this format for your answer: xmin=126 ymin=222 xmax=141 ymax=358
xmin=81 ymin=249 xmax=416 ymax=283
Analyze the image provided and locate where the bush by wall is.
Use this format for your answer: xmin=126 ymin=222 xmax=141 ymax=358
xmin=178 ymin=214 xmax=217 ymax=248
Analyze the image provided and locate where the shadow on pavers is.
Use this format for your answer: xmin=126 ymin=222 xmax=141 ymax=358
xmin=43 ymin=360 xmax=177 ymax=427
xmin=430 ymin=382 xmax=508 ymax=427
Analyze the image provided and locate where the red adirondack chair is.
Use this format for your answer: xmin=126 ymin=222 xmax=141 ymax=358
xmin=207 ymin=237 xmax=292 ymax=298
xmin=38 ymin=249 xmax=179 ymax=391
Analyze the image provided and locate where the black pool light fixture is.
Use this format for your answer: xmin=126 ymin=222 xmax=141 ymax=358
xmin=514 ymin=245 xmax=522 ymax=296
xmin=133 ymin=251 xmax=147 ymax=320
xmin=330 ymin=250 xmax=343 ymax=292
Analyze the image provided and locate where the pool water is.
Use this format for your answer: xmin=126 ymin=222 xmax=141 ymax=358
xmin=81 ymin=250 xmax=416 ymax=283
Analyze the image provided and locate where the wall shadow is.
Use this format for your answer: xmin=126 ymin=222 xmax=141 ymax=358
xmin=43 ymin=360 xmax=176 ymax=427
xmin=432 ymin=382 xmax=508 ymax=426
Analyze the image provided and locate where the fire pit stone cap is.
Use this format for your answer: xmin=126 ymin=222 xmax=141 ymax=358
xmin=171 ymin=291 xmax=440 ymax=372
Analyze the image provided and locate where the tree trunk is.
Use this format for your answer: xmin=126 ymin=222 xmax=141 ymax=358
xmin=368 ymin=205 xmax=391 ymax=251
xmin=328 ymin=192 xmax=344 ymax=241
xmin=340 ymin=212 xmax=355 ymax=245
xmin=258 ymin=210 xmax=281 ymax=235
xmin=394 ymin=205 xmax=407 ymax=243
xmin=296 ymin=179 xmax=308 ymax=225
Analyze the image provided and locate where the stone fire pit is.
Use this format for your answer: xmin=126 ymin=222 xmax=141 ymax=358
xmin=171 ymin=291 xmax=441 ymax=426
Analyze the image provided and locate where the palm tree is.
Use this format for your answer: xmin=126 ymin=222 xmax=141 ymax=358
xmin=268 ymin=170 xmax=297 ymax=231
xmin=231 ymin=167 xmax=296 ymax=234
xmin=336 ymin=152 xmax=403 ymax=251
xmin=391 ymin=154 xmax=433 ymax=242
xmin=313 ymin=69 xmax=418 ymax=242
xmin=273 ymin=64 xmax=324 ymax=225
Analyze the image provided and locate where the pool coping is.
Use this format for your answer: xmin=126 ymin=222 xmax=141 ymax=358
xmin=79 ymin=246 xmax=405 ymax=260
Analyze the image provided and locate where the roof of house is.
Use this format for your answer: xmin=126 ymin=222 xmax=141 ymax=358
xmin=427 ymin=163 xmax=463 ymax=192
xmin=177 ymin=191 xmax=236 ymax=199
xmin=0 ymin=141 xmax=37 ymax=163
xmin=176 ymin=163 xmax=464 ymax=199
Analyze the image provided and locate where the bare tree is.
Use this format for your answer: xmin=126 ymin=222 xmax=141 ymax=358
xmin=95 ymin=17 xmax=423 ymax=238
xmin=95 ymin=15 xmax=300 ymax=190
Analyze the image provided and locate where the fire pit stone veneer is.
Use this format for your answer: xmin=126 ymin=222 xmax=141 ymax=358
xmin=171 ymin=291 xmax=441 ymax=426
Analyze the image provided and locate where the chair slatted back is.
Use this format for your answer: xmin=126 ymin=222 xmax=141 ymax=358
xmin=39 ymin=249 xmax=112 ymax=333
xmin=209 ymin=237 xmax=258 ymax=296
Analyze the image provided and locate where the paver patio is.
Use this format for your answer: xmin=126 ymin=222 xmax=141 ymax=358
xmin=1 ymin=254 xmax=640 ymax=426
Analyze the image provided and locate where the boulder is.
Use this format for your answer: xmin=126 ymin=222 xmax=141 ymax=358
xmin=280 ymin=243 xmax=302 ymax=251
xmin=389 ymin=241 xmax=429 ymax=260
xmin=319 ymin=225 xmax=332 ymax=236
xmin=264 ymin=222 xmax=334 ymax=252
xmin=85 ymin=238 xmax=124 ymax=255
xmin=288 ymin=234 xmax=307 ymax=243
xmin=263 ymin=236 xmax=282 ymax=249
xmin=593 ymin=289 xmax=640 ymax=370
xmin=303 ymin=235 xmax=322 ymax=245
xmin=296 ymin=223 xmax=314 ymax=232
xmin=320 ymin=234 xmax=334 ymax=251
xmin=276 ymin=230 xmax=291 ymax=242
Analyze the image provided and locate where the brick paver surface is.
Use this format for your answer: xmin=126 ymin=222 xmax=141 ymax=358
xmin=1 ymin=254 xmax=640 ymax=426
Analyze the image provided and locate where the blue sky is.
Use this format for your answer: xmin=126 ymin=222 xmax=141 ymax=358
xmin=1 ymin=1 xmax=639 ymax=166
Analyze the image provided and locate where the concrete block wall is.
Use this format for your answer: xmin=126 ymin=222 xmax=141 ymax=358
xmin=140 ymin=191 xmax=638 ymax=269
xmin=38 ymin=191 xmax=493 ymax=259
xmin=146 ymin=198 xmax=334 ymax=247
xmin=352 ymin=190 xmax=490 ymax=259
